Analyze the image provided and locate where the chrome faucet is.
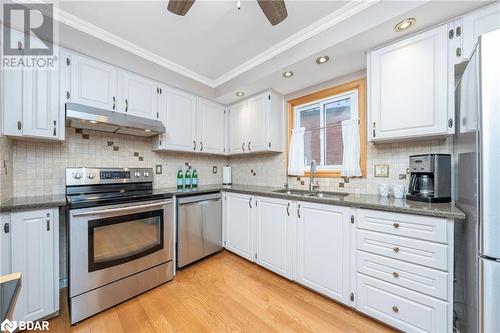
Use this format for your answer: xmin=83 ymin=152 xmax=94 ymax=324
xmin=309 ymin=160 xmax=319 ymax=192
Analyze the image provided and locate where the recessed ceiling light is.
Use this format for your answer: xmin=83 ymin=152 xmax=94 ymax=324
xmin=394 ymin=18 xmax=416 ymax=32
xmin=144 ymin=129 xmax=151 ymax=132
xmin=282 ymin=71 xmax=294 ymax=78
xmin=89 ymin=120 xmax=98 ymax=124
xmin=316 ymin=55 xmax=330 ymax=64
xmin=235 ymin=92 xmax=245 ymax=97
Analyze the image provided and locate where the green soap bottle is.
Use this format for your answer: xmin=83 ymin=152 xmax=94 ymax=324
xmin=192 ymin=169 xmax=198 ymax=188
xmin=185 ymin=168 xmax=192 ymax=189
xmin=177 ymin=169 xmax=184 ymax=190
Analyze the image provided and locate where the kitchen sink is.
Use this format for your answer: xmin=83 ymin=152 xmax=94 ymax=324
xmin=272 ymin=189 xmax=348 ymax=198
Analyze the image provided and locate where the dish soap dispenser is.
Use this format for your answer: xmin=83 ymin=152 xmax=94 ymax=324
xmin=177 ymin=168 xmax=184 ymax=190
xmin=192 ymin=169 xmax=198 ymax=189
xmin=184 ymin=168 xmax=192 ymax=189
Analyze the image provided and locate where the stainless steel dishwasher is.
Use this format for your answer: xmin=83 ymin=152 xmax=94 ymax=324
xmin=177 ymin=192 xmax=223 ymax=268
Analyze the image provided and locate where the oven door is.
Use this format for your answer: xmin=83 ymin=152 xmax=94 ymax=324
xmin=69 ymin=199 xmax=173 ymax=298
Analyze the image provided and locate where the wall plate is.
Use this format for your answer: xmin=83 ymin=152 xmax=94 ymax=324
xmin=155 ymin=164 xmax=162 ymax=174
xmin=212 ymin=166 xmax=217 ymax=174
xmin=374 ymin=164 xmax=389 ymax=177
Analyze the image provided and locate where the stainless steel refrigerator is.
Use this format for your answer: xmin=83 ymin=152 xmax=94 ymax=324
xmin=455 ymin=28 xmax=500 ymax=333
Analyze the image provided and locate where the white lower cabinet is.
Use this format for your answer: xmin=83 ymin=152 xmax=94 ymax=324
xmin=296 ymin=201 xmax=351 ymax=304
xmin=224 ymin=193 xmax=254 ymax=261
xmin=254 ymin=196 xmax=294 ymax=279
xmin=222 ymin=191 xmax=454 ymax=332
xmin=4 ymin=208 xmax=60 ymax=322
xmin=357 ymin=274 xmax=448 ymax=333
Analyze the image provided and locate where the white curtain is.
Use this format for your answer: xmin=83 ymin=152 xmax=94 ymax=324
xmin=341 ymin=119 xmax=362 ymax=177
xmin=288 ymin=127 xmax=305 ymax=176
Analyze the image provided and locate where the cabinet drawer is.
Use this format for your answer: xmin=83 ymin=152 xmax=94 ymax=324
xmin=357 ymin=251 xmax=448 ymax=300
xmin=357 ymin=209 xmax=448 ymax=243
xmin=357 ymin=274 xmax=448 ymax=333
xmin=357 ymin=230 xmax=448 ymax=270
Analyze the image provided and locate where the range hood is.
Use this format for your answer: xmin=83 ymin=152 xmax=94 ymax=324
xmin=65 ymin=103 xmax=165 ymax=137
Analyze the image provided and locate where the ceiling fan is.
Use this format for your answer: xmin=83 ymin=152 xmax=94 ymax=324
xmin=167 ymin=0 xmax=288 ymax=26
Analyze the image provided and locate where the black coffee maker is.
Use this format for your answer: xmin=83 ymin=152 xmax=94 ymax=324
xmin=406 ymin=154 xmax=451 ymax=203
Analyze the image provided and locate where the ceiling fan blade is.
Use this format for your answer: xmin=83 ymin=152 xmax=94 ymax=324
xmin=257 ymin=0 xmax=288 ymax=26
xmin=167 ymin=0 xmax=196 ymax=16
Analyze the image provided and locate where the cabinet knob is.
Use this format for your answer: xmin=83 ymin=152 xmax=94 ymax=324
xmin=393 ymin=247 xmax=400 ymax=253
xmin=392 ymin=306 xmax=399 ymax=313
xmin=393 ymin=222 xmax=400 ymax=228
xmin=393 ymin=271 xmax=399 ymax=278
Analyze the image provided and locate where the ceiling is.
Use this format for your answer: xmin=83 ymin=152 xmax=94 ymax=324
xmin=51 ymin=0 xmax=488 ymax=104
xmin=57 ymin=0 xmax=347 ymax=83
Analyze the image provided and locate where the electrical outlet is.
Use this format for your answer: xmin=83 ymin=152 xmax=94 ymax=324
xmin=155 ymin=165 xmax=162 ymax=174
xmin=213 ymin=166 xmax=217 ymax=174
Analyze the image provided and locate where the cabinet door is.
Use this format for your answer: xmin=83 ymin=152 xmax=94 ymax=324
xmin=224 ymin=193 xmax=254 ymax=261
xmin=121 ymin=72 xmax=158 ymax=119
xmin=70 ymin=54 xmax=118 ymax=111
xmin=22 ymin=69 xmax=59 ymax=139
xmin=11 ymin=209 xmax=57 ymax=322
xmin=462 ymin=2 xmax=500 ymax=60
xmin=296 ymin=201 xmax=350 ymax=303
xmin=255 ymin=197 xmax=294 ymax=279
xmin=369 ymin=24 xmax=449 ymax=141
xmin=228 ymin=101 xmax=246 ymax=154
xmin=197 ymin=98 xmax=225 ymax=154
xmin=246 ymin=93 xmax=269 ymax=152
xmin=164 ymin=88 xmax=197 ymax=152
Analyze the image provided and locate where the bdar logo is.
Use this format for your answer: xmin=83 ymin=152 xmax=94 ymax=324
xmin=0 ymin=319 xmax=17 ymax=333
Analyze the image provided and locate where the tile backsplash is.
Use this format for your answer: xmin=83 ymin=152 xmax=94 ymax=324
xmin=0 ymin=135 xmax=14 ymax=201
xmin=4 ymin=127 xmax=453 ymax=198
xmin=230 ymin=138 xmax=454 ymax=195
xmin=11 ymin=128 xmax=228 ymax=196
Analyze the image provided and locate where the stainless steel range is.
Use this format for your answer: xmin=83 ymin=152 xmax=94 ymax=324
xmin=66 ymin=167 xmax=173 ymax=324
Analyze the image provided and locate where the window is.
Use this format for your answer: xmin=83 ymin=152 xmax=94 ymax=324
xmin=287 ymin=79 xmax=367 ymax=177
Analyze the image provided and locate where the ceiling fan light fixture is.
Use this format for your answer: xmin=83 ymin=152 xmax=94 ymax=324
xmin=316 ymin=55 xmax=330 ymax=65
xmin=236 ymin=92 xmax=245 ymax=97
xmin=394 ymin=18 xmax=416 ymax=32
xmin=282 ymin=71 xmax=294 ymax=78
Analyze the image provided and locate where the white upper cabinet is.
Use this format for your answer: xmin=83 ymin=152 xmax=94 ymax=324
xmin=224 ymin=192 xmax=254 ymax=261
xmin=246 ymin=93 xmax=269 ymax=152
xmin=159 ymin=87 xmax=197 ymax=152
xmin=196 ymin=98 xmax=225 ymax=154
xmin=69 ymin=53 xmax=118 ymax=112
xmin=120 ymin=72 xmax=159 ymax=119
xmin=255 ymin=196 xmax=294 ymax=279
xmin=296 ymin=201 xmax=350 ymax=304
xmin=227 ymin=90 xmax=283 ymax=154
xmin=368 ymin=24 xmax=452 ymax=142
xmin=462 ymin=2 xmax=500 ymax=60
xmin=10 ymin=209 xmax=59 ymax=322
xmin=2 ymin=28 xmax=64 ymax=140
xmin=228 ymin=101 xmax=246 ymax=154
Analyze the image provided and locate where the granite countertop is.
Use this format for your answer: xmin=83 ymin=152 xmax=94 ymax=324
xmin=160 ymin=184 xmax=465 ymax=219
xmin=0 ymin=194 xmax=67 ymax=213
xmin=0 ymin=184 xmax=465 ymax=219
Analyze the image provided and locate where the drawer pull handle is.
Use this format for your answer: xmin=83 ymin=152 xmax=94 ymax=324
xmin=392 ymin=306 xmax=399 ymax=313
xmin=393 ymin=222 xmax=400 ymax=228
xmin=393 ymin=272 xmax=399 ymax=278
xmin=393 ymin=247 xmax=400 ymax=253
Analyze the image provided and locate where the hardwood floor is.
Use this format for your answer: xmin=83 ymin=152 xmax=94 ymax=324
xmin=43 ymin=251 xmax=395 ymax=333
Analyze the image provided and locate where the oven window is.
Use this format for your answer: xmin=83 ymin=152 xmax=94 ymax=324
xmin=88 ymin=209 xmax=164 ymax=272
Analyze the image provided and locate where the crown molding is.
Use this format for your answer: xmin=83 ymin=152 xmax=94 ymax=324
xmin=45 ymin=0 xmax=378 ymax=88
xmin=211 ymin=0 xmax=380 ymax=86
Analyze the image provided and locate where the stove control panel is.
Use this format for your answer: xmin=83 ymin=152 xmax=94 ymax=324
xmin=66 ymin=168 xmax=153 ymax=186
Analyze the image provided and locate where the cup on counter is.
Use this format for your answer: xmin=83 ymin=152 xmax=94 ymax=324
xmin=378 ymin=184 xmax=391 ymax=197
xmin=391 ymin=184 xmax=405 ymax=199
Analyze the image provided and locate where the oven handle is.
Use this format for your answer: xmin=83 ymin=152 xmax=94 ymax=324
xmin=72 ymin=200 xmax=172 ymax=217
